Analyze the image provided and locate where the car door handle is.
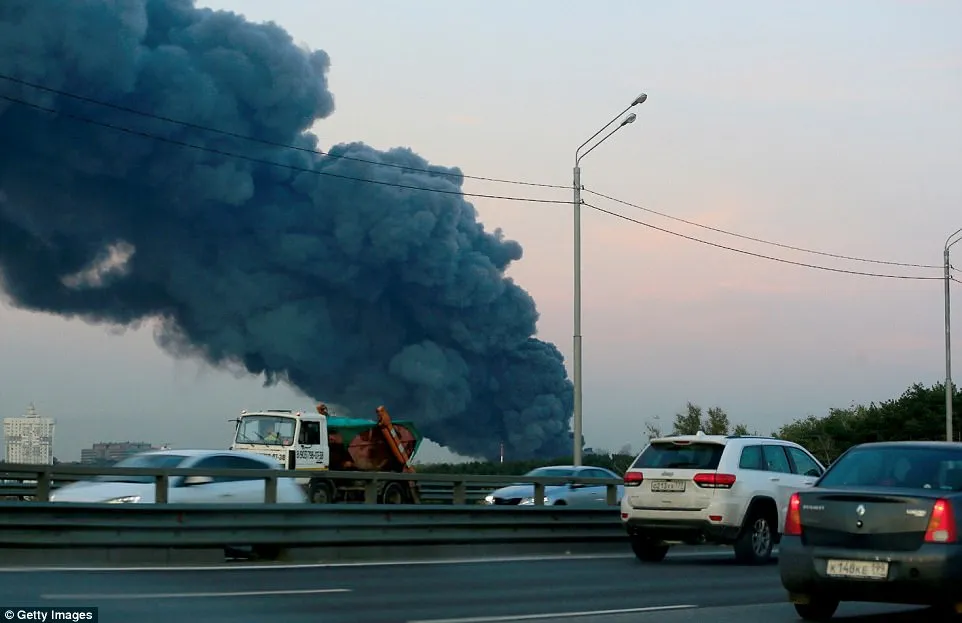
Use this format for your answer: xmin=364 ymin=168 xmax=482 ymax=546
xmin=769 ymin=477 xmax=780 ymax=482
xmin=802 ymin=479 xmax=815 ymax=486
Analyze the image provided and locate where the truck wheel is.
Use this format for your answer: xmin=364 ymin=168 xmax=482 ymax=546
xmin=380 ymin=481 xmax=408 ymax=504
xmin=308 ymin=480 xmax=333 ymax=504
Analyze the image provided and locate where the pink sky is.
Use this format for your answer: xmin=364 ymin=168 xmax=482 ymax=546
xmin=1 ymin=0 xmax=960 ymax=461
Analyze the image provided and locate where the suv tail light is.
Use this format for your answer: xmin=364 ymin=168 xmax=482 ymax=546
xmin=693 ymin=473 xmax=736 ymax=488
xmin=785 ymin=492 xmax=802 ymax=536
xmin=925 ymin=498 xmax=957 ymax=543
xmin=624 ymin=472 xmax=643 ymax=487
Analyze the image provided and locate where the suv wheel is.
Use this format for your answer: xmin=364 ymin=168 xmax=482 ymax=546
xmin=630 ymin=536 xmax=669 ymax=562
xmin=734 ymin=511 xmax=774 ymax=564
xmin=793 ymin=597 xmax=839 ymax=621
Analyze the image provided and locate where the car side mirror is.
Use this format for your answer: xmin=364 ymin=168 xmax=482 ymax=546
xmin=184 ymin=475 xmax=213 ymax=486
xmin=805 ymin=469 xmax=821 ymax=477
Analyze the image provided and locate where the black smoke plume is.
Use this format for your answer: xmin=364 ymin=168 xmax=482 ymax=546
xmin=0 ymin=0 xmax=574 ymax=459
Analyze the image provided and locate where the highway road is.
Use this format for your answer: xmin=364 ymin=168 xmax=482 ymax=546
xmin=0 ymin=548 xmax=937 ymax=622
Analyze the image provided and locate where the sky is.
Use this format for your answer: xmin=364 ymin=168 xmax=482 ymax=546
xmin=1 ymin=0 xmax=961 ymax=463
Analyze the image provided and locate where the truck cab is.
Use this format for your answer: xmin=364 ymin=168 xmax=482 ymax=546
xmin=230 ymin=409 xmax=329 ymax=472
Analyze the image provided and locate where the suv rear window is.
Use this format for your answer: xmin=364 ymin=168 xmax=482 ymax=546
xmin=630 ymin=441 xmax=725 ymax=470
xmin=819 ymin=446 xmax=962 ymax=491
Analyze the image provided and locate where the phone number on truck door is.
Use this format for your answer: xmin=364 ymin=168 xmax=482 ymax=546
xmin=295 ymin=450 xmax=325 ymax=461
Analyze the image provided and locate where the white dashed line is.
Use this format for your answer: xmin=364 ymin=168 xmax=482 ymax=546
xmin=406 ymin=604 xmax=699 ymax=623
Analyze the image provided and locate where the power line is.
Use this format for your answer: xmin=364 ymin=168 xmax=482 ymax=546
xmin=582 ymin=202 xmax=944 ymax=281
xmin=0 ymin=93 xmax=571 ymax=206
xmin=0 ymin=73 xmax=568 ymax=190
xmin=2 ymin=74 xmax=951 ymax=274
xmin=583 ymin=188 xmax=942 ymax=270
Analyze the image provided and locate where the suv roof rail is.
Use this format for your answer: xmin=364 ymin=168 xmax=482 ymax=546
xmin=725 ymin=434 xmax=779 ymax=440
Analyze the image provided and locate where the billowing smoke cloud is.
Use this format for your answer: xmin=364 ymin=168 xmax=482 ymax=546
xmin=0 ymin=0 xmax=574 ymax=460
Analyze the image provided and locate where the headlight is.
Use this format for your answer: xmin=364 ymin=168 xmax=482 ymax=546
xmin=104 ymin=495 xmax=141 ymax=504
xmin=482 ymin=495 xmax=494 ymax=505
xmin=518 ymin=496 xmax=550 ymax=505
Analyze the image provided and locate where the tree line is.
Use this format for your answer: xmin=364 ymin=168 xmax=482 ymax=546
xmin=415 ymin=381 xmax=961 ymax=475
xmin=774 ymin=382 xmax=961 ymax=464
xmin=642 ymin=402 xmax=755 ymax=440
xmin=415 ymin=401 xmax=755 ymax=475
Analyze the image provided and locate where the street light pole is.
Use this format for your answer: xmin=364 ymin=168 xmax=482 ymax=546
xmin=946 ymin=227 xmax=962 ymax=442
xmin=571 ymin=93 xmax=647 ymax=466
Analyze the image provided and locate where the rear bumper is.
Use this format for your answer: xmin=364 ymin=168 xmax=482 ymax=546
xmin=779 ymin=535 xmax=962 ymax=605
xmin=623 ymin=517 xmax=741 ymax=544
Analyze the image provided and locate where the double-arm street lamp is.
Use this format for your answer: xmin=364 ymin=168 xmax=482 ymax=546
xmin=571 ymin=93 xmax=647 ymax=466
xmin=946 ymin=227 xmax=962 ymax=441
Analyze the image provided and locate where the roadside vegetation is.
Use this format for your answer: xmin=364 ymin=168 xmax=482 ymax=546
xmin=416 ymin=382 xmax=962 ymax=474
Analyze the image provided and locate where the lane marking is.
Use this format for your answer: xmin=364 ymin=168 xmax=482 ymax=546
xmin=406 ymin=604 xmax=698 ymax=623
xmin=1 ymin=553 xmax=627 ymax=573
xmin=0 ymin=548 xmax=753 ymax=573
xmin=42 ymin=588 xmax=351 ymax=599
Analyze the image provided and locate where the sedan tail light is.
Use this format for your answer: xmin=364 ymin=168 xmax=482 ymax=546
xmin=925 ymin=498 xmax=957 ymax=543
xmin=784 ymin=492 xmax=802 ymax=536
xmin=693 ymin=473 xmax=736 ymax=488
xmin=624 ymin=471 xmax=643 ymax=487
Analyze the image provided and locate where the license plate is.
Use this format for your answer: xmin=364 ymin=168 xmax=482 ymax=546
xmin=826 ymin=559 xmax=889 ymax=580
xmin=650 ymin=480 xmax=685 ymax=492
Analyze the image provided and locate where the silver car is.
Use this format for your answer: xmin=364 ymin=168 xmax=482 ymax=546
xmin=483 ymin=465 xmax=623 ymax=506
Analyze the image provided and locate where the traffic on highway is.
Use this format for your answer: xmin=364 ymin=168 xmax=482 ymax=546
xmin=6 ymin=434 xmax=962 ymax=620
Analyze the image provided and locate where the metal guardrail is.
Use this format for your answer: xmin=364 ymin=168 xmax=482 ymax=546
xmin=0 ymin=481 xmax=494 ymax=504
xmin=0 ymin=463 xmax=622 ymax=506
xmin=0 ymin=502 xmax=624 ymax=549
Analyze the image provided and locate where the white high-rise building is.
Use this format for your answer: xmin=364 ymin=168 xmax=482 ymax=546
xmin=3 ymin=403 xmax=56 ymax=464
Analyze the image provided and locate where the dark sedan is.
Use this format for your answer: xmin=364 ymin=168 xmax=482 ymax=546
xmin=779 ymin=441 xmax=962 ymax=620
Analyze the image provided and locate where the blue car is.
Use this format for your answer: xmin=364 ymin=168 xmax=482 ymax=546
xmin=482 ymin=465 xmax=623 ymax=506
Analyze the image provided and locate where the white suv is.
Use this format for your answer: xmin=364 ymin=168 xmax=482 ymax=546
xmin=620 ymin=432 xmax=825 ymax=564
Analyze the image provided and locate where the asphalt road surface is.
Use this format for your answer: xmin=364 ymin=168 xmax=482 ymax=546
xmin=0 ymin=548 xmax=940 ymax=622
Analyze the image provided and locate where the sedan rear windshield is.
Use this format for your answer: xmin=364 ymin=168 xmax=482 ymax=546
xmin=631 ymin=441 xmax=725 ymax=470
xmin=819 ymin=446 xmax=962 ymax=491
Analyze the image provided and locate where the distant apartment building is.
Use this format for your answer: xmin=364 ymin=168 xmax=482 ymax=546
xmin=3 ymin=403 xmax=56 ymax=464
xmin=80 ymin=441 xmax=156 ymax=465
